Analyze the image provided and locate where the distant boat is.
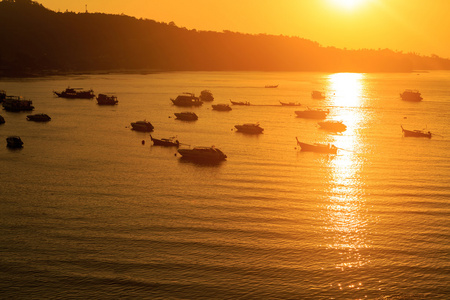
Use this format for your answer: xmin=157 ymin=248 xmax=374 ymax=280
xmin=131 ymin=120 xmax=154 ymax=132
xmin=150 ymin=135 xmax=180 ymax=147
xmin=230 ymin=100 xmax=250 ymax=106
xmin=296 ymin=137 xmax=337 ymax=154
xmin=199 ymin=90 xmax=214 ymax=102
xmin=178 ymin=146 xmax=227 ymax=162
xmin=234 ymin=123 xmax=264 ymax=134
xmin=171 ymin=93 xmax=203 ymax=106
xmin=54 ymin=87 xmax=95 ymax=99
xmin=401 ymin=125 xmax=432 ymax=138
xmin=311 ymin=91 xmax=326 ymax=99
xmin=2 ymin=96 xmax=34 ymax=112
xmin=0 ymin=115 xmax=5 ymax=124
xmin=400 ymin=89 xmax=422 ymax=101
xmin=174 ymin=112 xmax=198 ymax=121
xmin=6 ymin=136 xmax=23 ymax=148
xmin=212 ymin=104 xmax=232 ymax=111
xmin=265 ymin=85 xmax=278 ymax=88
xmin=318 ymin=120 xmax=347 ymax=132
xmin=26 ymin=113 xmax=51 ymax=122
xmin=279 ymin=101 xmax=301 ymax=106
xmin=96 ymin=93 xmax=118 ymax=105
xmin=295 ymin=107 xmax=329 ymax=119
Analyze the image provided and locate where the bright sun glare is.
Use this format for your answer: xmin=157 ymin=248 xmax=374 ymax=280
xmin=331 ymin=0 xmax=364 ymax=9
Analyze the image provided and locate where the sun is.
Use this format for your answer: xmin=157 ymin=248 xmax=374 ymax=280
xmin=330 ymin=0 xmax=365 ymax=9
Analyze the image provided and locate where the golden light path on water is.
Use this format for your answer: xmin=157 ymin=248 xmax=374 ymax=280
xmin=324 ymin=73 xmax=370 ymax=277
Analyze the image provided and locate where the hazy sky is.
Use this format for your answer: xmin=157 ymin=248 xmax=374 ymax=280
xmin=37 ymin=0 xmax=450 ymax=58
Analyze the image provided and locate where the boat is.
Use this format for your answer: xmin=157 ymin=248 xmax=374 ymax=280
xmin=234 ymin=123 xmax=264 ymax=134
xmin=400 ymin=89 xmax=422 ymax=102
xmin=230 ymin=100 xmax=250 ymax=106
xmin=54 ymin=87 xmax=95 ymax=99
xmin=0 ymin=115 xmax=5 ymax=124
xmin=265 ymin=85 xmax=278 ymax=88
xmin=295 ymin=107 xmax=329 ymax=119
xmin=401 ymin=125 xmax=432 ymax=138
xmin=311 ymin=91 xmax=326 ymax=99
xmin=199 ymin=90 xmax=214 ymax=102
xmin=131 ymin=120 xmax=154 ymax=132
xmin=318 ymin=120 xmax=347 ymax=132
xmin=177 ymin=146 xmax=227 ymax=161
xmin=279 ymin=101 xmax=301 ymax=106
xmin=174 ymin=112 xmax=198 ymax=121
xmin=0 ymin=90 xmax=6 ymax=103
xmin=296 ymin=137 xmax=337 ymax=154
xmin=26 ymin=113 xmax=51 ymax=122
xmin=150 ymin=135 xmax=180 ymax=147
xmin=171 ymin=93 xmax=203 ymax=106
xmin=2 ymin=96 xmax=34 ymax=112
xmin=97 ymin=94 xmax=118 ymax=105
xmin=212 ymin=104 xmax=232 ymax=111
xmin=6 ymin=136 xmax=23 ymax=148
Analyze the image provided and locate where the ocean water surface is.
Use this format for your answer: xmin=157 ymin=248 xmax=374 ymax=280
xmin=0 ymin=71 xmax=449 ymax=299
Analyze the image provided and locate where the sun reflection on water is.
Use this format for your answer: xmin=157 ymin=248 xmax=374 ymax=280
xmin=323 ymin=73 xmax=370 ymax=271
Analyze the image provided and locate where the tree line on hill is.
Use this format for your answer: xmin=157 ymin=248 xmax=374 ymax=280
xmin=1 ymin=0 xmax=449 ymax=76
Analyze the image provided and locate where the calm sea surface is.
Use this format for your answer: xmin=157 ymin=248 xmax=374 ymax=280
xmin=0 ymin=71 xmax=449 ymax=299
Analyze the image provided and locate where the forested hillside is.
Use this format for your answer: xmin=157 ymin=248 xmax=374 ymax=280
xmin=1 ymin=0 xmax=449 ymax=76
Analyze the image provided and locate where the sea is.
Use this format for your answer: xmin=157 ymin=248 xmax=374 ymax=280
xmin=0 ymin=71 xmax=449 ymax=299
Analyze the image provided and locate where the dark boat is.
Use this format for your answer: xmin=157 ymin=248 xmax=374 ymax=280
xmin=150 ymin=135 xmax=180 ymax=147
xmin=6 ymin=136 xmax=23 ymax=148
xmin=296 ymin=137 xmax=337 ymax=154
xmin=174 ymin=112 xmax=198 ymax=121
xmin=311 ymin=91 xmax=326 ymax=99
xmin=26 ymin=113 xmax=51 ymax=122
xmin=199 ymin=90 xmax=214 ymax=102
xmin=97 ymin=94 xmax=118 ymax=105
xmin=0 ymin=115 xmax=5 ymax=124
xmin=400 ymin=89 xmax=422 ymax=102
xmin=295 ymin=107 xmax=329 ymax=119
xmin=234 ymin=123 xmax=264 ymax=134
xmin=230 ymin=100 xmax=250 ymax=106
xmin=171 ymin=93 xmax=203 ymax=107
xmin=279 ymin=101 xmax=301 ymax=106
xmin=212 ymin=104 xmax=232 ymax=111
xmin=318 ymin=120 xmax=347 ymax=132
xmin=0 ymin=90 xmax=6 ymax=103
xmin=178 ymin=146 xmax=227 ymax=161
xmin=401 ymin=126 xmax=432 ymax=138
xmin=54 ymin=87 xmax=95 ymax=99
xmin=265 ymin=85 xmax=278 ymax=88
xmin=131 ymin=120 xmax=154 ymax=132
xmin=2 ymin=96 xmax=34 ymax=112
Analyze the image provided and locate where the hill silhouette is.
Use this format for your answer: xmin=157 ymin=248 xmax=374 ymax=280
xmin=1 ymin=0 xmax=449 ymax=76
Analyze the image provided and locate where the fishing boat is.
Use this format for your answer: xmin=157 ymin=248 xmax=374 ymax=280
xmin=295 ymin=107 xmax=329 ymax=119
xmin=311 ymin=91 xmax=326 ymax=99
xmin=296 ymin=137 xmax=337 ymax=154
xmin=177 ymin=146 xmax=227 ymax=161
xmin=318 ymin=120 xmax=347 ymax=132
xmin=131 ymin=120 xmax=154 ymax=132
xmin=171 ymin=93 xmax=203 ymax=106
xmin=54 ymin=87 xmax=95 ymax=99
xmin=2 ymin=96 xmax=34 ymax=112
xmin=6 ymin=136 xmax=23 ymax=148
xmin=401 ymin=126 xmax=432 ymax=138
xmin=174 ymin=112 xmax=198 ymax=121
xmin=212 ymin=104 xmax=232 ymax=111
xmin=400 ymin=89 xmax=422 ymax=102
xmin=150 ymin=135 xmax=180 ymax=147
xmin=199 ymin=90 xmax=214 ymax=102
xmin=234 ymin=123 xmax=264 ymax=134
xmin=230 ymin=100 xmax=250 ymax=106
xmin=96 ymin=94 xmax=118 ymax=105
xmin=26 ymin=113 xmax=51 ymax=122
xmin=279 ymin=101 xmax=301 ymax=106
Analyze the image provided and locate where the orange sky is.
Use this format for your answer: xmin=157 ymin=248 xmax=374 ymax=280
xmin=38 ymin=0 xmax=450 ymax=58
